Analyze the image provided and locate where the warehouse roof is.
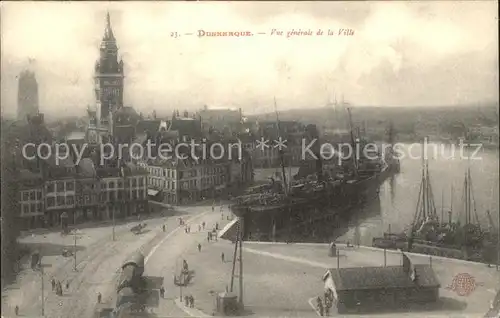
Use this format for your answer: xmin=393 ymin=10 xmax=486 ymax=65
xmin=325 ymin=264 xmax=440 ymax=291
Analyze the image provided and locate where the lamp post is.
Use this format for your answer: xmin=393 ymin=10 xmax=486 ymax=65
xmin=40 ymin=265 xmax=45 ymax=316
xmin=112 ymin=205 xmax=115 ymax=241
xmin=73 ymin=229 xmax=77 ymax=271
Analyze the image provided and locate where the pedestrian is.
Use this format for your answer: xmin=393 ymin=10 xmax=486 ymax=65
xmin=162 ymin=224 xmax=166 ymax=232
xmin=214 ymin=231 xmax=218 ymax=241
xmin=66 ymin=281 xmax=69 ymax=290
xmin=207 ymin=232 xmax=210 ymax=242
xmin=184 ymin=295 xmax=189 ymax=306
xmin=51 ymin=278 xmax=56 ymax=291
xmin=325 ymin=303 xmax=329 ymax=316
xmin=202 ymin=221 xmax=205 ymax=229
xmin=97 ymin=292 xmax=102 ymax=304
xmin=215 ymin=222 xmax=219 ymax=230
xmin=15 ymin=305 xmax=19 ymax=316
xmin=198 ymin=243 xmax=201 ymax=252
xmin=160 ymin=286 xmax=165 ymax=298
xmin=57 ymin=281 xmax=62 ymax=296
xmin=208 ymin=232 xmax=212 ymax=241
xmin=188 ymin=225 xmax=191 ymax=233
xmin=212 ymin=206 xmax=214 ymax=212
xmin=189 ymin=295 xmax=195 ymax=308
xmin=221 ymin=252 xmax=225 ymax=263
xmin=198 ymin=224 xmax=201 ymax=232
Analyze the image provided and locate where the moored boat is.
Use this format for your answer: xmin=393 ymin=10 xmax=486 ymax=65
xmin=373 ymin=141 xmax=492 ymax=263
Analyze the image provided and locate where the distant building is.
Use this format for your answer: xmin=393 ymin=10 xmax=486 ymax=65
xmin=252 ymin=120 xmax=307 ymax=168
xmin=170 ymin=110 xmax=203 ymax=141
xmin=322 ymin=253 xmax=440 ymax=314
xmin=198 ymin=105 xmax=242 ymax=136
xmin=17 ymin=70 xmax=39 ymax=121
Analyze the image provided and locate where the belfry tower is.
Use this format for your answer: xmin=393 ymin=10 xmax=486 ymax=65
xmin=94 ymin=12 xmax=124 ymax=127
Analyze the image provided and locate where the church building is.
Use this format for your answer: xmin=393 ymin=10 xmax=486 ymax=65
xmin=87 ymin=12 xmax=126 ymax=144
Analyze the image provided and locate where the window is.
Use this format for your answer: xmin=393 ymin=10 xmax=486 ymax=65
xmin=37 ymin=203 xmax=42 ymax=211
xmin=31 ymin=203 xmax=36 ymax=212
xmin=118 ymin=180 xmax=123 ymax=188
xmin=139 ymin=190 xmax=145 ymax=199
xmin=47 ymin=197 xmax=55 ymax=207
xmin=30 ymin=192 xmax=35 ymax=201
xmin=109 ymin=191 xmax=116 ymax=201
xmin=139 ymin=178 xmax=144 ymax=187
xmin=57 ymin=182 xmax=64 ymax=192
xmin=23 ymin=204 xmax=29 ymax=214
xmin=57 ymin=196 xmax=65 ymax=206
xmin=132 ymin=179 xmax=137 ymax=187
xmin=66 ymin=182 xmax=74 ymax=191
xmin=37 ymin=191 xmax=42 ymax=200
xmin=85 ymin=195 xmax=91 ymax=204
xmin=47 ymin=183 xmax=55 ymax=193
xmin=109 ymin=181 xmax=115 ymax=189
xmin=22 ymin=192 xmax=29 ymax=201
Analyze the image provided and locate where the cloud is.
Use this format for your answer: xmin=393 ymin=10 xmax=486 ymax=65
xmin=1 ymin=1 xmax=498 ymax=118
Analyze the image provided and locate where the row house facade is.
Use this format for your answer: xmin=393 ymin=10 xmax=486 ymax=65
xmin=43 ymin=156 xmax=77 ymax=227
xmin=17 ymin=170 xmax=45 ymax=229
xmin=143 ymin=157 xmax=227 ymax=205
xmin=15 ymin=148 xmax=148 ymax=229
xmin=75 ymin=158 xmax=99 ymax=221
xmin=96 ymin=163 xmax=148 ymax=220
xmin=141 ymin=144 xmax=253 ymax=205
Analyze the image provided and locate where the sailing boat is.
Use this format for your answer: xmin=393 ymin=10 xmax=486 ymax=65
xmin=373 ymin=140 xmax=453 ymax=249
xmin=458 ymin=161 xmax=485 ymax=249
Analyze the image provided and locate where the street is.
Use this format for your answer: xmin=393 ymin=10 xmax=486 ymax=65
xmin=1 ymin=206 xmax=204 ymax=318
xmin=4 ymin=203 xmax=498 ymax=318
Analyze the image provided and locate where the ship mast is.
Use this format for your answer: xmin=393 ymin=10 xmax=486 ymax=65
xmin=346 ymin=107 xmax=358 ymax=178
xmin=410 ymin=138 xmax=437 ymax=235
xmin=274 ymin=97 xmax=288 ymax=195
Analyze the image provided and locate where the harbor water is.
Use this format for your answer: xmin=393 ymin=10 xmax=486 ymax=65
xmin=340 ymin=143 xmax=499 ymax=245
xmin=253 ymin=143 xmax=499 ymax=246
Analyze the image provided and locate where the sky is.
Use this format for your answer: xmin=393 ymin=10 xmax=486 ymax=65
xmin=1 ymin=1 xmax=498 ymax=118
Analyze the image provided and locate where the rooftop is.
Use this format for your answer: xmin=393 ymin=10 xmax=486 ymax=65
xmin=77 ymin=158 xmax=96 ymax=178
xmin=325 ymin=264 xmax=440 ymax=291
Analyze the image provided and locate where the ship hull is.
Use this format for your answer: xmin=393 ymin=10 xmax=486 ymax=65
xmin=372 ymin=233 xmax=499 ymax=264
xmin=232 ymin=166 xmax=394 ymax=242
